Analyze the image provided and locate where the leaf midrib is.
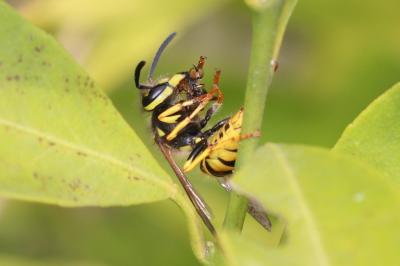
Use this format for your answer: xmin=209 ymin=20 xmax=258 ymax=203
xmin=270 ymin=144 xmax=331 ymax=266
xmin=0 ymin=117 xmax=176 ymax=194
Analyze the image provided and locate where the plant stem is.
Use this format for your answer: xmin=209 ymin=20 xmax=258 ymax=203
xmin=223 ymin=0 xmax=297 ymax=231
xmin=223 ymin=193 xmax=249 ymax=230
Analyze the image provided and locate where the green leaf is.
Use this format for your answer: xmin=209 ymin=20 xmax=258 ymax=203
xmin=225 ymin=144 xmax=400 ymax=265
xmin=334 ymin=82 xmax=400 ymax=186
xmin=0 ymin=3 xmax=211 ymax=263
xmin=0 ymin=2 xmax=175 ymax=206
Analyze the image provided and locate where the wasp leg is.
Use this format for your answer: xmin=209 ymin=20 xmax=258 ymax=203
xmin=208 ymin=130 xmax=261 ymax=150
xmin=166 ymin=71 xmax=224 ymax=141
xmin=157 ymin=98 xmax=202 ymax=124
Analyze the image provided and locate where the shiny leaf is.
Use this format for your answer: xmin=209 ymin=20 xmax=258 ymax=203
xmin=225 ymin=143 xmax=400 ymax=266
xmin=334 ymin=82 xmax=400 ymax=187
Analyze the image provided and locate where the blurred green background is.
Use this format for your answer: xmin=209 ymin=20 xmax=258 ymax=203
xmin=2 ymin=0 xmax=400 ymax=265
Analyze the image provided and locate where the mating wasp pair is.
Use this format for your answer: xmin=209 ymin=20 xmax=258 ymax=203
xmin=134 ymin=32 xmax=270 ymax=233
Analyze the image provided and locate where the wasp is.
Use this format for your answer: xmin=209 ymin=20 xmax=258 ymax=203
xmin=134 ymin=32 xmax=224 ymax=233
xmin=183 ymin=108 xmax=272 ymax=230
xmin=183 ymin=108 xmax=255 ymax=176
xmin=134 ymin=32 xmax=223 ymax=150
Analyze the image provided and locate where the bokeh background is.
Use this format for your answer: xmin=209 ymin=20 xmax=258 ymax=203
xmin=2 ymin=0 xmax=400 ymax=265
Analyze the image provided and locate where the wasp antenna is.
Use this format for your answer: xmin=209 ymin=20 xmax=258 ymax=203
xmin=148 ymin=32 xmax=177 ymax=80
xmin=134 ymin=61 xmax=146 ymax=89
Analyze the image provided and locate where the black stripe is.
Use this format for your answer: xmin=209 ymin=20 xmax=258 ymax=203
xmin=224 ymin=148 xmax=238 ymax=152
xmin=203 ymin=160 xmax=232 ymax=177
xmin=218 ymin=157 xmax=236 ymax=167
xmin=187 ymin=141 xmax=207 ymax=162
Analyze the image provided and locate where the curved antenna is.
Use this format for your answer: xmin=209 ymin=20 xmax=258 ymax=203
xmin=134 ymin=61 xmax=146 ymax=88
xmin=148 ymin=32 xmax=177 ymax=80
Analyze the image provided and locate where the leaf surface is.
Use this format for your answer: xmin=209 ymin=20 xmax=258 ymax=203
xmin=0 ymin=1 xmax=175 ymax=206
xmin=223 ymin=144 xmax=400 ymax=266
xmin=334 ymin=82 xmax=400 ymax=186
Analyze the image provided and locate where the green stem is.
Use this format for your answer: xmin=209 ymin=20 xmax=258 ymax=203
xmin=223 ymin=0 xmax=297 ymax=231
xmin=223 ymin=193 xmax=249 ymax=230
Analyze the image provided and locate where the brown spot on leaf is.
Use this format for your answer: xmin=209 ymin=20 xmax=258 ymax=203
xmin=6 ymin=76 xmax=12 ymax=81
xmin=128 ymin=175 xmax=141 ymax=181
xmin=69 ymin=178 xmax=81 ymax=191
xmin=65 ymin=78 xmax=69 ymax=83
xmin=14 ymin=75 xmax=20 ymax=81
xmin=34 ymin=45 xmax=44 ymax=53
xmin=33 ymin=172 xmax=39 ymax=179
xmin=17 ymin=55 xmax=23 ymax=63
xmin=41 ymin=61 xmax=52 ymax=67
xmin=77 ymin=151 xmax=87 ymax=157
xmin=48 ymin=141 xmax=55 ymax=146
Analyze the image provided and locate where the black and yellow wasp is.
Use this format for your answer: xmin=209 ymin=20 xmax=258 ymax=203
xmin=134 ymin=32 xmax=223 ymax=150
xmin=183 ymin=108 xmax=271 ymax=230
xmin=183 ymin=107 xmax=257 ymax=176
xmin=134 ymin=32 xmax=225 ymax=232
xmin=135 ymin=33 xmax=270 ymax=232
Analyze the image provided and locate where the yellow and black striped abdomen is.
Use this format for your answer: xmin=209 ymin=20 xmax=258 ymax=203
xmin=184 ymin=109 xmax=243 ymax=177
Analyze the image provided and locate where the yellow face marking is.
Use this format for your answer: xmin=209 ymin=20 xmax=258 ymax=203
xmin=168 ymin=74 xmax=185 ymax=87
xmin=159 ymin=114 xmax=181 ymax=124
xmin=144 ymin=86 xmax=173 ymax=111
xmin=156 ymin=127 xmax=165 ymax=137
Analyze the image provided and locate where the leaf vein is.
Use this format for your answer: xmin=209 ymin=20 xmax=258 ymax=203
xmin=0 ymin=117 xmax=175 ymax=194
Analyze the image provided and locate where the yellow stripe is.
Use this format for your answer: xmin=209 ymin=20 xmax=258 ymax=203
xmin=144 ymin=86 xmax=173 ymax=111
xmin=206 ymin=158 xmax=234 ymax=172
xmin=210 ymin=148 xmax=237 ymax=162
xmin=168 ymin=74 xmax=185 ymax=87
xmin=183 ymin=148 xmax=210 ymax=173
xmin=156 ymin=127 xmax=165 ymax=137
xmin=201 ymin=160 xmax=212 ymax=176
